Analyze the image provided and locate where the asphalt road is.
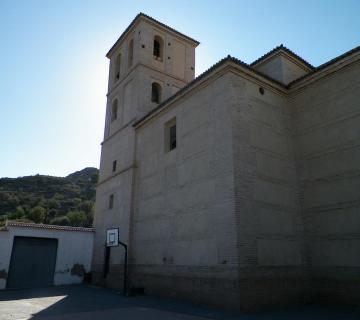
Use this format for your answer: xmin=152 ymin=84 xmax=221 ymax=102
xmin=0 ymin=285 xmax=359 ymax=320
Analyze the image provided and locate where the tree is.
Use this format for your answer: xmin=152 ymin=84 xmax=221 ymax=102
xmin=79 ymin=200 xmax=93 ymax=214
xmin=85 ymin=205 xmax=94 ymax=227
xmin=0 ymin=168 xmax=98 ymax=226
xmin=50 ymin=216 xmax=70 ymax=226
xmin=8 ymin=194 xmax=20 ymax=207
xmin=28 ymin=206 xmax=46 ymax=223
xmin=66 ymin=210 xmax=87 ymax=227
xmin=8 ymin=206 xmax=25 ymax=220
xmin=0 ymin=215 xmax=7 ymax=227
xmin=71 ymin=197 xmax=82 ymax=209
xmin=47 ymin=198 xmax=60 ymax=210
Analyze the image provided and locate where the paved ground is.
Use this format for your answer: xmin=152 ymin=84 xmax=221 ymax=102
xmin=0 ymin=285 xmax=359 ymax=320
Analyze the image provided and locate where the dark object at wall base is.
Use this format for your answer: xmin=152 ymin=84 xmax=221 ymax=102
xmin=130 ymin=287 xmax=145 ymax=295
xmin=83 ymin=272 xmax=92 ymax=284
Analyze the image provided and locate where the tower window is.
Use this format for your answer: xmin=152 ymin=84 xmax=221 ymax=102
xmin=153 ymin=40 xmax=160 ymax=57
xmin=109 ymin=194 xmax=114 ymax=209
xmin=114 ymin=53 xmax=121 ymax=81
xmin=111 ymin=99 xmax=118 ymax=122
xmin=169 ymin=124 xmax=176 ymax=150
xmin=112 ymin=160 xmax=117 ymax=172
xmin=153 ymin=36 xmax=163 ymax=60
xmin=128 ymin=39 xmax=134 ymax=67
xmin=164 ymin=118 xmax=177 ymax=152
xmin=151 ymin=82 xmax=161 ymax=103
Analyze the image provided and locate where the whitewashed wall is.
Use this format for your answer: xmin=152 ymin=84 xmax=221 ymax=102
xmin=0 ymin=223 xmax=94 ymax=289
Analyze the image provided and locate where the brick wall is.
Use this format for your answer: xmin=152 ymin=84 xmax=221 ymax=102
xmin=291 ymin=61 xmax=360 ymax=304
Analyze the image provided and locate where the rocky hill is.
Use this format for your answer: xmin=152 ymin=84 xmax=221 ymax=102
xmin=0 ymin=167 xmax=98 ymax=227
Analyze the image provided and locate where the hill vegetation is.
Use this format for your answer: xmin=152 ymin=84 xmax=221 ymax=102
xmin=0 ymin=167 xmax=98 ymax=228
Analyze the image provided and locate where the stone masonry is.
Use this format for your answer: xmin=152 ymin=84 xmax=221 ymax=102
xmin=92 ymin=13 xmax=360 ymax=311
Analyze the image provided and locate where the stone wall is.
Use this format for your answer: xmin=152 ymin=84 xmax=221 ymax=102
xmin=92 ymin=16 xmax=197 ymax=289
xmin=253 ymin=54 xmax=309 ymax=85
xmin=93 ymin=14 xmax=360 ymax=310
xmin=291 ymin=61 xmax=360 ymax=305
xmin=229 ymin=73 xmax=308 ymax=309
xmin=131 ymin=73 xmax=241 ymax=309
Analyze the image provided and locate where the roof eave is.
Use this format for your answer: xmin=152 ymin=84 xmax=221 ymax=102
xmin=133 ymin=56 xmax=287 ymax=129
xmin=251 ymin=45 xmax=315 ymax=71
xmin=288 ymin=45 xmax=360 ymax=90
xmin=106 ymin=13 xmax=200 ymax=59
xmin=6 ymin=221 xmax=94 ymax=232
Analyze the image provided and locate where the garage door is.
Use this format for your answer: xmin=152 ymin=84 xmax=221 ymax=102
xmin=7 ymin=237 xmax=58 ymax=289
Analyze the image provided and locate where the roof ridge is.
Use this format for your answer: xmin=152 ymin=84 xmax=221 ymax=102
xmin=251 ymin=44 xmax=314 ymax=69
xmin=132 ymin=54 xmax=287 ymax=128
xmin=133 ymin=55 xmax=231 ymax=127
xmin=139 ymin=13 xmax=199 ymax=45
xmin=107 ymin=13 xmax=199 ymax=58
xmin=6 ymin=221 xmax=94 ymax=232
xmin=229 ymin=56 xmax=287 ymax=87
xmin=288 ymin=45 xmax=360 ymax=87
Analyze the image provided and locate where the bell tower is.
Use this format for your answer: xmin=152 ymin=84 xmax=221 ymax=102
xmin=92 ymin=13 xmax=199 ymax=287
xmin=103 ymin=13 xmax=199 ymax=139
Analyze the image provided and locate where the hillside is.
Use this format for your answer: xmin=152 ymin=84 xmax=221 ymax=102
xmin=0 ymin=167 xmax=98 ymax=227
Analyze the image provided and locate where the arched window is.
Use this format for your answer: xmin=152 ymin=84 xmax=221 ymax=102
xmin=151 ymin=82 xmax=161 ymax=103
xmin=128 ymin=39 xmax=134 ymax=67
xmin=111 ymin=99 xmax=118 ymax=122
xmin=114 ymin=53 xmax=121 ymax=81
xmin=153 ymin=36 xmax=163 ymax=60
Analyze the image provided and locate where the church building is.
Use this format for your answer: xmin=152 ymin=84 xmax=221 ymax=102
xmin=92 ymin=13 xmax=360 ymax=310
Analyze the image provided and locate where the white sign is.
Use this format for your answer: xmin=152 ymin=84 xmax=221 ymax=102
xmin=106 ymin=228 xmax=119 ymax=247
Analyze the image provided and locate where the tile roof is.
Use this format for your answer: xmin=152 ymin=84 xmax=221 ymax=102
xmin=251 ymin=44 xmax=315 ymax=70
xmin=288 ymin=45 xmax=360 ymax=86
xmin=6 ymin=221 xmax=94 ymax=232
xmin=118 ymin=14 xmax=358 ymax=127
xmin=133 ymin=55 xmax=286 ymax=127
xmin=107 ymin=13 xmax=199 ymax=58
xmin=133 ymin=56 xmax=230 ymax=127
xmin=133 ymin=44 xmax=360 ymax=127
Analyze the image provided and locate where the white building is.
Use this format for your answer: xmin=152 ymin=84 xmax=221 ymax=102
xmin=0 ymin=222 xmax=93 ymax=289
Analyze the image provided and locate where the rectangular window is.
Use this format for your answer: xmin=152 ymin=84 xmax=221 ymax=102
xmin=112 ymin=160 xmax=117 ymax=172
xmin=164 ymin=118 xmax=176 ymax=152
xmin=114 ymin=53 xmax=121 ymax=82
xmin=109 ymin=194 xmax=114 ymax=209
xmin=169 ymin=124 xmax=176 ymax=150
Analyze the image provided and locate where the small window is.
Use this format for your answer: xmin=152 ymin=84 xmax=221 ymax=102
xmin=128 ymin=39 xmax=134 ymax=67
xmin=114 ymin=53 xmax=121 ymax=81
xmin=151 ymin=82 xmax=161 ymax=103
xmin=164 ymin=118 xmax=176 ymax=152
xmin=112 ymin=160 xmax=117 ymax=172
xmin=169 ymin=125 xmax=176 ymax=150
xmin=153 ymin=36 xmax=163 ymax=60
xmin=153 ymin=39 xmax=160 ymax=57
xmin=109 ymin=194 xmax=114 ymax=209
xmin=111 ymin=99 xmax=118 ymax=122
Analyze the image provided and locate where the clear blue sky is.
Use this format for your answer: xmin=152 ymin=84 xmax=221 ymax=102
xmin=1 ymin=0 xmax=359 ymax=178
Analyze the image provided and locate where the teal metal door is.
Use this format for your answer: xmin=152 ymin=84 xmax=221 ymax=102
xmin=7 ymin=237 xmax=58 ymax=289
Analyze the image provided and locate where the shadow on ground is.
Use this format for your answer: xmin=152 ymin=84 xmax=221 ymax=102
xmin=0 ymin=285 xmax=360 ymax=320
